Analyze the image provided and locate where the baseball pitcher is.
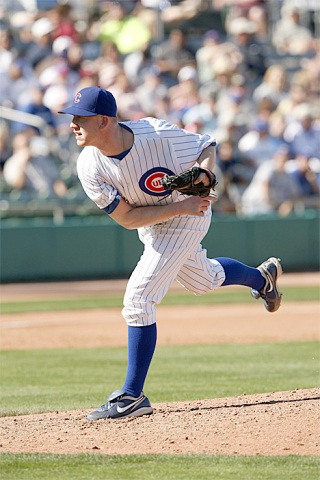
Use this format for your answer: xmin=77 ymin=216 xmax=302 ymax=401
xmin=59 ymin=87 xmax=282 ymax=420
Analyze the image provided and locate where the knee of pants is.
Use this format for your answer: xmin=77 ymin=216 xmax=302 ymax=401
xmin=177 ymin=277 xmax=223 ymax=296
xmin=122 ymin=300 xmax=156 ymax=327
xmin=185 ymin=284 xmax=213 ymax=295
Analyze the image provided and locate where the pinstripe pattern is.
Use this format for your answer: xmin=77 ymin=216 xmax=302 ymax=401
xmin=176 ymin=249 xmax=226 ymax=295
xmin=122 ymin=214 xmax=225 ymax=326
xmin=77 ymin=118 xmax=213 ymax=208
xmin=77 ymin=117 xmax=222 ymax=326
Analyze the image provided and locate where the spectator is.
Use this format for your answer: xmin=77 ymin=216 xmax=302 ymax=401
xmin=300 ymin=40 xmax=320 ymax=97
xmin=247 ymin=4 xmax=269 ymax=46
xmin=108 ymin=70 xmax=144 ymax=121
xmin=226 ymin=16 xmax=266 ymax=88
xmin=0 ymin=57 xmax=37 ymax=109
xmin=160 ymin=0 xmax=203 ymax=25
xmin=9 ymin=11 xmax=35 ymax=57
xmin=287 ymin=151 xmax=320 ymax=209
xmin=98 ymin=2 xmax=151 ymax=56
xmin=182 ymin=89 xmax=218 ymax=135
xmin=216 ymin=137 xmax=255 ymax=213
xmin=152 ymin=94 xmax=183 ymax=127
xmin=216 ymin=74 xmax=255 ymax=132
xmin=255 ymin=98 xmax=277 ymax=123
xmin=123 ymin=42 xmax=155 ymax=88
xmin=42 ymin=84 xmax=71 ymax=135
xmin=277 ymin=70 xmax=311 ymax=124
xmin=13 ymin=87 xmax=56 ymax=135
xmin=284 ymin=103 xmax=320 ymax=159
xmin=135 ymin=66 xmax=168 ymax=117
xmin=241 ymin=145 xmax=302 ymax=216
xmin=51 ymin=3 xmax=78 ymax=42
xmin=238 ymin=118 xmax=283 ymax=168
xmin=151 ymin=28 xmax=196 ymax=84
xmin=196 ymin=29 xmax=222 ymax=84
xmin=3 ymin=132 xmax=68 ymax=198
xmin=253 ymin=64 xmax=287 ymax=108
xmin=268 ymin=110 xmax=287 ymax=144
xmin=168 ymin=66 xmax=199 ymax=120
xmin=0 ymin=27 xmax=15 ymax=76
xmin=272 ymin=4 xmax=314 ymax=55
xmin=24 ymin=17 xmax=54 ymax=68
xmin=209 ymin=55 xmax=237 ymax=92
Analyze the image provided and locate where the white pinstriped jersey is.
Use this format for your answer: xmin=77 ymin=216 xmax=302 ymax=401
xmin=76 ymin=117 xmax=225 ymax=326
xmin=77 ymin=117 xmax=215 ymax=212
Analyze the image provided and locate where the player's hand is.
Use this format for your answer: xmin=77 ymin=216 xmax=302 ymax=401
xmin=194 ymin=172 xmax=210 ymax=186
xmin=179 ymin=195 xmax=217 ymax=216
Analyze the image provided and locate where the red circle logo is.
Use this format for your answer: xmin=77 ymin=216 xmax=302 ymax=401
xmin=139 ymin=167 xmax=174 ymax=197
xmin=145 ymin=172 xmax=166 ymax=192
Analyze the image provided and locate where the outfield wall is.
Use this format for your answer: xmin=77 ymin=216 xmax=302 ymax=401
xmin=1 ymin=212 xmax=319 ymax=283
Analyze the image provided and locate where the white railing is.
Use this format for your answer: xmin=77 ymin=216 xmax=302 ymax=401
xmin=0 ymin=106 xmax=50 ymax=134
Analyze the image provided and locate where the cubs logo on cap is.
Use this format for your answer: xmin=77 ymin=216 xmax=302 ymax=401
xmin=139 ymin=167 xmax=174 ymax=197
xmin=58 ymin=86 xmax=117 ymax=117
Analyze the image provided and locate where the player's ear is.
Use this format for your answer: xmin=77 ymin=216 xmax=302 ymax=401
xmin=98 ymin=116 xmax=107 ymax=129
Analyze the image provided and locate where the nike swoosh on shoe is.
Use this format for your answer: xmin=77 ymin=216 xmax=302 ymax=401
xmin=116 ymin=396 xmax=144 ymax=414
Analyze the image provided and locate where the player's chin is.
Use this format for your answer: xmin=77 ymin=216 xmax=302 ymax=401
xmin=75 ymin=136 xmax=85 ymax=145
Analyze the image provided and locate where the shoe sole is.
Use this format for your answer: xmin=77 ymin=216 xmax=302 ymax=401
xmin=87 ymin=405 xmax=153 ymax=421
xmin=262 ymin=257 xmax=283 ymax=312
xmin=126 ymin=406 xmax=154 ymax=418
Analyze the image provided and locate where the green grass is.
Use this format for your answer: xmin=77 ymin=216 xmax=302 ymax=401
xmin=1 ymin=341 xmax=319 ymax=416
xmin=1 ymin=286 xmax=319 ymax=314
xmin=0 ymin=453 xmax=319 ymax=480
xmin=1 ymin=287 xmax=319 ymax=480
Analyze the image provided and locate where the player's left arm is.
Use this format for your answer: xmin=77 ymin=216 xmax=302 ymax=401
xmin=195 ymin=144 xmax=217 ymax=186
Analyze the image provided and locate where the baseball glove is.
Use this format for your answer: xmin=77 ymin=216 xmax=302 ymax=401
xmin=160 ymin=166 xmax=218 ymax=197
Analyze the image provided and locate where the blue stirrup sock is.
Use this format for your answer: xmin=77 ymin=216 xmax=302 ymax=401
xmin=215 ymin=256 xmax=265 ymax=291
xmin=122 ymin=323 xmax=157 ymax=398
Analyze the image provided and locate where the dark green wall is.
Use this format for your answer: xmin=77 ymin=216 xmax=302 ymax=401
xmin=1 ymin=212 xmax=319 ymax=283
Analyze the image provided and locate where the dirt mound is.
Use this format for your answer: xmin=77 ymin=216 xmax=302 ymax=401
xmin=1 ymin=389 xmax=319 ymax=456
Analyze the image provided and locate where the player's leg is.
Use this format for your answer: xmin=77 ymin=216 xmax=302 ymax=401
xmin=121 ymin=323 xmax=157 ymax=397
xmin=215 ymin=256 xmax=283 ymax=313
xmin=215 ymin=257 xmax=265 ymax=289
xmin=120 ymin=228 xmax=209 ymax=397
xmin=122 ymin=216 xmax=213 ymax=325
xmin=177 ymin=253 xmax=282 ymax=313
xmin=87 ymin=222 xmax=209 ymax=420
xmin=176 ymin=244 xmax=226 ymax=294
xmin=86 ymin=323 xmax=156 ymax=421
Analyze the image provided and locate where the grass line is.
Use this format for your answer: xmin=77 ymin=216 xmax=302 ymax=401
xmin=0 ymin=453 xmax=319 ymax=480
xmin=1 ymin=286 xmax=319 ymax=314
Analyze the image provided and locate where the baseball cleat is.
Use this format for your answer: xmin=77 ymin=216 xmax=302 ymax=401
xmin=251 ymin=257 xmax=283 ymax=313
xmin=86 ymin=389 xmax=153 ymax=420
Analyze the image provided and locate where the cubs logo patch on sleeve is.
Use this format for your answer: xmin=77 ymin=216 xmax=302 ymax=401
xmin=139 ymin=167 xmax=175 ymax=197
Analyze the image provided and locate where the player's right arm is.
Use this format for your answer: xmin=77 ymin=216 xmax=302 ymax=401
xmin=77 ymin=149 xmax=214 ymax=230
xmin=109 ymin=196 xmax=215 ymax=229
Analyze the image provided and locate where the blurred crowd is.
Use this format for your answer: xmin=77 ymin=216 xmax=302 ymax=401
xmin=0 ymin=0 xmax=319 ymax=218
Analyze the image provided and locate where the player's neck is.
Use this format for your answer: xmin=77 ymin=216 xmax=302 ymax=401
xmin=99 ymin=125 xmax=133 ymax=157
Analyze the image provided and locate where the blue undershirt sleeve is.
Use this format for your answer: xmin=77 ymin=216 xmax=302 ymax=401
xmin=102 ymin=193 xmax=121 ymax=214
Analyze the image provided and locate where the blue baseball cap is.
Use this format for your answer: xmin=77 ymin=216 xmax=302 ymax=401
xmin=58 ymin=86 xmax=117 ymax=117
